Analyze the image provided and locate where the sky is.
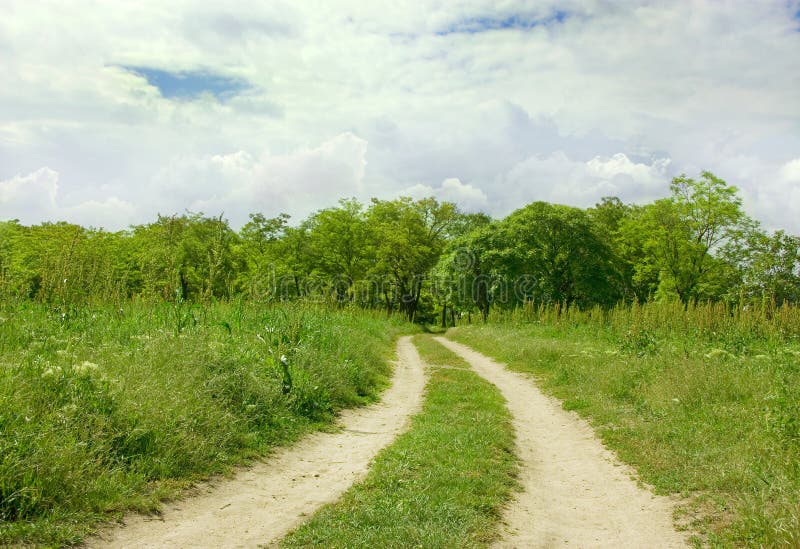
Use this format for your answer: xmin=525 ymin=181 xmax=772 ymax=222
xmin=1 ymin=1 xmax=799 ymax=232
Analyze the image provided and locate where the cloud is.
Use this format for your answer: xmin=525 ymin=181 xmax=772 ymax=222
xmin=1 ymin=1 xmax=799 ymax=232
xmin=0 ymin=133 xmax=367 ymax=229
xmin=404 ymin=178 xmax=489 ymax=212
xmin=0 ymin=168 xmax=137 ymax=228
xmin=492 ymin=152 xmax=672 ymax=214
xmin=0 ymin=168 xmax=59 ymax=220
xmin=780 ymin=158 xmax=800 ymax=183
xmin=121 ymin=66 xmax=251 ymax=101
xmin=148 ymin=132 xmax=368 ymax=227
xmin=744 ymin=157 xmax=800 ymax=232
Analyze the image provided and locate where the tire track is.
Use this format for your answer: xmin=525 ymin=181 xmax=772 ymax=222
xmin=88 ymin=336 xmax=426 ymax=549
xmin=434 ymin=336 xmax=686 ymax=548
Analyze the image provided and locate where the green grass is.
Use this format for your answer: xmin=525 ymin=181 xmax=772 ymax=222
xmin=0 ymin=300 xmax=411 ymax=547
xmin=280 ymin=335 xmax=518 ymax=548
xmin=448 ymin=317 xmax=800 ymax=548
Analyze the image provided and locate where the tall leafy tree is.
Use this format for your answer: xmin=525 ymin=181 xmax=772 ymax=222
xmin=728 ymin=228 xmax=800 ymax=304
xmin=306 ymin=198 xmax=370 ymax=301
xmin=366 ymin=197 xmax=458 ymax=321
xmin=498 ymin=202 xmax=620 ymax=307
xmin=238 ymin=212 xmax=290 ymax=298
xmin=433 ymin=219 xmax=497 ymax=323
xmin=635 ymin=171 xmax=748 ymax=302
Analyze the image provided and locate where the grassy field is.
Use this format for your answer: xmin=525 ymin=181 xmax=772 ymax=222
xmin=449 ymin=302 xmax=800 ymax=547
xmin=0 ymin=299 xmax=411 ymax=546
xmin=281 ymin=335 xmax=517 ymax=548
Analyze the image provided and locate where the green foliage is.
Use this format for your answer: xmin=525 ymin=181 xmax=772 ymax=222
xmin=282 ymin=335 xmax=517 ymax=548
xmin=1 ymin=170 xmax=798 ymax=320
xmin=449 ymin=301 xmax=800 ymax=547
xmin=497 ymin=201 xmax=621 ymax=307
xmin=0 ymin=301 xmax=411 ymax=546
xmin=629 ymin=172 xmax=749 ymax=303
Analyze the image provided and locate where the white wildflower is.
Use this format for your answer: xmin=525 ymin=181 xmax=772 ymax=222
xmin=704 ymin=348 xmax=729 ymax=359
xmin=42 ymin=366 xmax=62 ymax=378
xmin=62 ymin=403 xmax=78 ymax=414
xmin=74 ymin=361 xmax=99 ymax=375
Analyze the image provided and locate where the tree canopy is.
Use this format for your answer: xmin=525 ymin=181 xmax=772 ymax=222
xmin=2 ymin=171 xmax=797 ymax=320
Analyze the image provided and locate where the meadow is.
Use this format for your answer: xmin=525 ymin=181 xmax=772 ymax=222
xmin=449 ymin=301 xmax=800 ymax=547
xmin=2 ymin=294 xmax=799 ymax=547
xmin=0 ymin=298 xmax=410 ymax=546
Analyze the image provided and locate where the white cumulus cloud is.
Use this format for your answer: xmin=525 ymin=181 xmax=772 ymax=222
xmin=404 ymin=177 xmax=489 ymax=212
xmin=1 ymin=1 xmax=799 ymax=231
xmin=0 ymin=167 xmax=137 ymax=227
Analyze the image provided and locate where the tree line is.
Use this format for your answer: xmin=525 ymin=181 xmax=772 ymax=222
xmin=1 ymin=171 xmax=798 ymax=322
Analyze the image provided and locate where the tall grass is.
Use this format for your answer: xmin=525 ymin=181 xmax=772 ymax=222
xmin=491 ymin=299 xmax=800 ymax=345
xmin=451 ymin=300 xmax=800 ymax=547
xmin=0 ymin=299 xmax=411 ymax=546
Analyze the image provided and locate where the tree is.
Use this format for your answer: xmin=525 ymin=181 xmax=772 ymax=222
xmin=366 ymin=197 xmax=459 ymax=321
xmin=131 ymin=213 xmax=239 ymax=300
xmin=635 ymin=171 xmax=748 ymax=303
xmin=729 ymin=228 xmax=800 ymax=305
xmin=589 ymin=197 xmax=646 ymax=302
xmin=433 ymin=220 xmax=498 ymax=323
xmin=305 ymin=199 xmax=370 ymax=301
xmin=498 ymin=202 xmax=620 ymax=307
xmin=238 ymin=212 xmax=289 ymax=298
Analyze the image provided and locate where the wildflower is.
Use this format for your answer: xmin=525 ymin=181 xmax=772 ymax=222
xmin=74 ymin=361 xmax=99 ymax=375
xmin=704 ymin=348 xmax=729 ymax=359
xmin=61 ymin=403 xmax=78 ymax=414
xmin=42 ymin=366 xmax=62 ymax=378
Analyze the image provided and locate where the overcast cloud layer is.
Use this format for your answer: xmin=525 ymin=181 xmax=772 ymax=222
xmin=1 ymin=1 xmax=799 ymax=231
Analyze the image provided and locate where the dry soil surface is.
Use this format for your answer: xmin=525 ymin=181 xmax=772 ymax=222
xmin=87 ymin=335 xmax=426 ymax=549
xmin=434 ymin=336 xmax=687 ymax=549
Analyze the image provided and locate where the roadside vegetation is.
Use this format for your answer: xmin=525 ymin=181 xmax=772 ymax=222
xmin=2 ymin=169 xmax=799 ymax=546
xmin=0 ymin=300 xmax=410 ymax=546
xmin=448 ymin=301 xmax=800 ymax=547
xmin=281 ymin=335 xmax=517 ymax=548
xmin=2 ymin=172 xmax=799 ymax=325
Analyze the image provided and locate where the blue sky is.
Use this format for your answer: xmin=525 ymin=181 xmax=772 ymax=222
xmin=436 ymin=10 xmax=569 ymax=35
xmin=121 ymin=67 xmax=250 ymax=101
xmin=1 ymin=1 xmax=799 ymax=232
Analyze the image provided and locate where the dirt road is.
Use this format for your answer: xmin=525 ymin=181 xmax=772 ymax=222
xmin=434 ymin=337 xmax=687 ymax=548
xmin=88 ymin=336 xmax=426 ymax=549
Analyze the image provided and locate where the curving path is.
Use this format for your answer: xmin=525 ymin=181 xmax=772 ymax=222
xmin=434 ymin=336 xmax=687 ymax=549
xmin=87 ymin=336 xmax=426 ymax=549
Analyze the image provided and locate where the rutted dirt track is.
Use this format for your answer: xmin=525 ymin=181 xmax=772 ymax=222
xmin=88 ymin=336 xmax=426 ymax=549
xmin=435 ymin=337 xmax=687 ymax=548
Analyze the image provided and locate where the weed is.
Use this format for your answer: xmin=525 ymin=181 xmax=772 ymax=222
xmin=449 ymin=302 xmax=800 ymax=547
xmin=0 ymin=300 xmax=411 ymax=546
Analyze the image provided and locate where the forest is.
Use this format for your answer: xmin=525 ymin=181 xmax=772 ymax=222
xmin=1 ymin=171 xmax=798 ymax=320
